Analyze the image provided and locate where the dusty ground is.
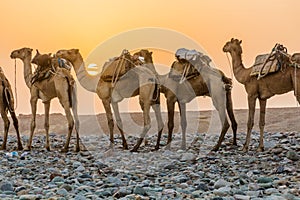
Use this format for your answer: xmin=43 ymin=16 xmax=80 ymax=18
xmin=1 ymin=107 xmax=299 ymax=138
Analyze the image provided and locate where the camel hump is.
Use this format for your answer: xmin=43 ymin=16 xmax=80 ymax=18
xmin=100 ymin=50 xmax=135 ymax=81
xmin=250 ymin=54 xmax=280 ymax=77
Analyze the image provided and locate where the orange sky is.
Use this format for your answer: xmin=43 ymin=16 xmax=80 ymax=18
xmin=1 ymin=0 xmax=300 ymax=114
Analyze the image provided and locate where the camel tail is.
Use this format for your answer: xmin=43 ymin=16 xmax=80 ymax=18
xmin=225 ymin=88 xmax=238 ymax=140
xmin=66 ymin=78 xmax=73 ymax=108
xmin=3 ymin=84 xmax=15 ymax=113
xmin=152 ymin=82 xmax=160 ymax=103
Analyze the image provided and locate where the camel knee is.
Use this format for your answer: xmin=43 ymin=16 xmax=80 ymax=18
xmin=44 ymin=121 xmax=49 ymax=130
xmin=259 ymin=122 xmax=265 ymax=129
xmin=247 ymin=121 xmax=254 ymax=129
xmin=68 ymin=119 xmax=74 ymax=130
xmin=181 ymin=119 xmax=187 ymax=129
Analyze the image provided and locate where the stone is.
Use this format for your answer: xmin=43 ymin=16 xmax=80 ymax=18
xmin=214 ymin=179 xmax=232 ymax=189
xmin=0 ymin=182 xmax=13 ymax=192
xmin=19 ymin=195 xmax=40 ymax=200
xmin=233 ymin=194 xmax=251 ymax=200
xmin=257 ymin=177 xmax=273 ymax=184
xmin=286 ymin=151 xmax=299 ymax=161
xmin=56 ymin=188 xmax=68 ymax=196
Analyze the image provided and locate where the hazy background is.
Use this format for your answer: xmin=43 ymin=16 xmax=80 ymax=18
xmin=1 ymin=0 xmax=300 ymax=115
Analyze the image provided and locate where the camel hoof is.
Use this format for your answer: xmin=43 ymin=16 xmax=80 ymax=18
xmin=123 ymin=144 xmax=129 ymax=150
xmin=17 ymin=145 xmax=24 ymax=151
xmin=46 ymin=146 xmax=51 ymax=151
xmin=75 ymin=147 xmax=80 ymax=152
xmin=256 ymin=147 xmax=264 ymax=152
xmin=242 ymin=146 xmax=248 ymax=153
xmin=26 ymin=146 xmax=32 ymax=151
xmin=232 ymin=141 xmax=238 ymax=146
xmin=212 ymin=145 xmax=219 ymax=151
xmin=60 ymin=148 xmax=68 ymax=153
xmin=165 ymin=144 xmax=171 ymax=150
xmin=0 ymin=146 xmax=6 ymax=151
xmin=144 ymin=139 xmax=149 ymax=146
xmin=151 ymin=146 xmax=159 ymax=151
xmin=130 ymin=147 xmax=139 ymax=152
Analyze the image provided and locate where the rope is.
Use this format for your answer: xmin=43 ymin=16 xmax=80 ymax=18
xmin=226 ymin=53 xmax=234 ymax=84
xmin=179 ymin=63 xmax=191 ymax=84
xmin=111 ymin=56 xmax=125 ymax=87
xmin=14 ymin=59 xmax=18 ymax=110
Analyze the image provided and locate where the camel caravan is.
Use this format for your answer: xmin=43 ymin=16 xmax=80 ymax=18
xmin=1 ymin=38 xmax=300 ymax=153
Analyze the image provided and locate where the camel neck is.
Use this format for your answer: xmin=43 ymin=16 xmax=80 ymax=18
xmin=230 ymin=51 xmax=250 ymax=84
xmin=71 ymin=55 xmax=99 ymax=93
xmin=22 ymin=56 xmax=33 ymax=89
xmin=143 ymin=62 xmax=159 ymax=77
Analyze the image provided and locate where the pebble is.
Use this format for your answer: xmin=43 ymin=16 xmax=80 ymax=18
xmin=0 ymin=132 xmax=298 ymax=199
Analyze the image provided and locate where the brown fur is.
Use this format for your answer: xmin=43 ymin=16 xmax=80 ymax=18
xmin=223 ymin=38 xmax=296 ymax=152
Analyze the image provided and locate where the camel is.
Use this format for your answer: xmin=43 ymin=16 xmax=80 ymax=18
xmin=133 ymin=49 xmax=237 ymax=151
xmin=223 ymin=38 xmax=295 ymax=152
xmin=0 ymin=67 xmax=23 ymax=150
xmin=56 ymin=49 xmax=164 ymax=152
xmin=10 ymin=48 xmax=80 ymax=152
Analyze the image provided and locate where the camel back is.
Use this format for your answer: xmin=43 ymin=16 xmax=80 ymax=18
xmin=32 ymin=53 xmax=72 ymax=84
xmin=250 ymin=54 xmax=280 ymax=77
xmin=100 ymin=51 xmax=135 ymax=82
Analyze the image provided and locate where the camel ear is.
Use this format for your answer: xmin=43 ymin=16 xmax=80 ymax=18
xmin=231 ymin=38 xmax=234 ymax=42
xmin=36 ymin=49 xmax=40 ymax=55
xmin=74 ymin=49 xmax=79 ymax=54
xmin=150 ymin=51 xmax=153 ymax=55
xmin=239 ymin=40 xmax=242 ymax=44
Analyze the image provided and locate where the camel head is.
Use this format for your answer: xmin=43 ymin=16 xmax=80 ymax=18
xmin=32 ymin=50 xmax=52 ymax=67
xmin=133 ymin=49 xmax=153 ymax=64
xmin=291 ymin=53 xmax=300 ymax=64
xmin=10 ymin=47 xmax=33 ymax=60
xmin=223 ymin=38 xmax=243 ymax=54
xmin=56 ymin=49 xmax=80 ymax=63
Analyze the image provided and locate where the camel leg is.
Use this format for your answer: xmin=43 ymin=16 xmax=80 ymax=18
xmin=257 ymin=99 xmax=266 ymax=152
xmin=27 ymin=95 xmax=38 ymax=151
xmin=44 ymin=102 xmax=51 ymax=151
xmin=178 ymin=102 xmax=187 ymax=150
xmin=212 ymin=104 xmax=230 ymax=151
xmin=242 ymin=97 xmax=256 ymax=152
xmin=72 ymin=104 xmax=80 ymax=152
xmin=131 ymin=101 xmax=151 ymax=152
xmin=61 ymin=107 xmax=74 ymax=153
xmin=102 ymin=99 xmax=114 ymax=149
xmin=111 ymin=102 xmax=128 ymax=150
xmin=71 ymin=88 xmax=80 ymax=152
xmin=152 ymin=103 xmax=164 ymax=150
xmin=0 ymin=109 xmax=9 ymax=150
xmin=226 ymin=89 xmax=238 ymax=145
xmin=10 ymin=111 xmax=23 ymax=150
xmin=166 ymin=98 xmax=176 ymax=150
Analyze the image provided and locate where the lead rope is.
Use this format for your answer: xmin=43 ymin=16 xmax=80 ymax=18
xmin=14 ymin=59 xmax=18 ymax=110
xmin=226 ymin=53 xmax=234 ymax=85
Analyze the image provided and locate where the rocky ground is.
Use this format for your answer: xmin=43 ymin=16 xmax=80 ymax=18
xmin=0 ymin=130 xmax=299 ymax=200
